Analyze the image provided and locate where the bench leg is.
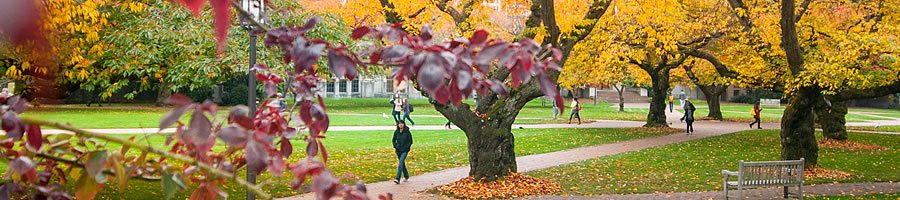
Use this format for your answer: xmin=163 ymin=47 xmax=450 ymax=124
xmin=783 ymin=186 xmax=788 ymax=199
xmin=737 ymin=187 xmax=742 ymax=199
xmin=723 ymin=184 xmax=728 ymax=199
xmin=798 ymin=185 xmax=803 ymax=200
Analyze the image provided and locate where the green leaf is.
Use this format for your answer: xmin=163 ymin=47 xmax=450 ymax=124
xmin=162 ymin=171 xmax=187 ymax=200
xmin=85 ymin=150 xmax=109 ymax=183
xmin=111 ymin=154 xmax=128 ymax=192
xmin=75 ymin=171 xmax=102 ymax=200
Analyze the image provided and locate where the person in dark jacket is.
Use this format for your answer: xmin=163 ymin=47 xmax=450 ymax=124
xmin=392 ymin=121 xmax=413 ymax=184
xmin=680 ymin=99 xmax=696 ymax=135
xmin=401 ymin=98 xmax=415 ymax=125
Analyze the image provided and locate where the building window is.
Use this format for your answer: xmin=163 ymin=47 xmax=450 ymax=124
xmin=733 ymin=90 xmax=741 ymax=97
xmin=339 ymin=80 xmax=347 ymax=93
xmin=352 ymin=80 xmax=360 ymax=93
xmin=326 ymin=82 xmax=335 ymax=93
xmin=386 ymin=81 xmax=394 ymax=93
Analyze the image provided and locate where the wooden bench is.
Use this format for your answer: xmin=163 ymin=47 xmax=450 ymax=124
xmin=721 ymin=158 xmax=804 ymax=199
xmin=760 ymin=98 xmax=781 ymax=108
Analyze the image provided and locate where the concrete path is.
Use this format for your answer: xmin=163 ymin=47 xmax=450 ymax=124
xmin=41 ymin=119 xmax=645 ymax=135
xmin=279 ymin=109 xmax=783 ymax=200
xmin=526 ymin=182 xmax=900 ymax=200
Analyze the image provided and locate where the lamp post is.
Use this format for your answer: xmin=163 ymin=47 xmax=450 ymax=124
xmin=240 ymin=0 xmax=265 ymax=199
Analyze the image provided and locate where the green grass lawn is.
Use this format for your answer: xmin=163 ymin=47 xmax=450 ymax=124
xmin=848 ymin=125 xmax=900 ymax=133
xmin=22 ymin=98 xmax=647 ymax=128
xmin=689 ymin=100 xmax=900 ymax=123
xmin=527 ymin=130 xmax=900 ymax=196
xmin=3 ymin=127 xmax=675 ymax=199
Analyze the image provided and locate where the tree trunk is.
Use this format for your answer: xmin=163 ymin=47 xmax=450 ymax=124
xmin=615 ymin=85 xmax=625 ymax=112
xmin=646 ymin=71 xmax=670 ymax=127
xmin=815 ymin=99 xmax=848 ymax=140
xmin=460 ymin=122 xmax=516 ymax=181
xmin=156 ymin=81 xmax=171 ymax=107
xmin=780 ymin=86 xmax=819 ymax=167
xmin=698 ymin=85 xmax=727 ymax=120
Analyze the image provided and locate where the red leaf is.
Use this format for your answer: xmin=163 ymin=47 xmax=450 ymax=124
xmin=475 ymin=42 xmax=509 ymax=67
xmin=311 ymin=171 xmax=341 ymax=199
xmin=165 ymin=94 xmax=194 ymax=106
xmin=350 ymin=26 xmax=371 ymax=40
xmin=9 ymin=157 xmax=36 ymax=182
xmin=7 ymin=96 xmax=29 ymax=114
xmin=281 ymin=138 xmax=293 ymax=158
xmin=369 ymin=49 xmax=383 ymax=64
xmin=434 ymin=86 xmax=450 ymax=105
xmin=84 ymin=151 xmax=108 ymax=183
xmin=211 ymin=0 xmax=231 ymax=53
xmin=417 ymin=52 xmax=449 ymax=93
xmin=420 ymin=25 xmax=433 ymax=44
xmin=470 ymin=30 xmax=489 ymax=45
xmin=176 ymin=0 xmax=205 ymax=16
xmin=188 ymin=107 xmax=212 ymax=146
xmin=270 ymin=155 xmax=286 ymax=175
xmin=160 ymin=105 xmax=190 ymax=131
xmin=318 ymin=141 xmax=328 ymax=163
xmin=25 ymin=124 xmax=41 ymax=151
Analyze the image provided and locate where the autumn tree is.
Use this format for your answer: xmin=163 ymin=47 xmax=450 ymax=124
xmin=716 ymin=0 xmax=900 ymax=166
xmin=561 ymin=35 xmax=642 ymax=112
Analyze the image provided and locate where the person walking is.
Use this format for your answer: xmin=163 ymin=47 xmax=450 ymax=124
xmin=552 ymin=98 xmax=560 ymax=120
xmin=568 ymin=98 xmax=582 ymax=125
xmin=749 ymin=101 xmax=763 ymax=129
xmin=680 ymin=99 xmax=696 ymax=135
xmin=390 ymin=93 xmax=403 ymax=124
xmin=402 ymin=98 xmax=415 ymax=125
xmin=668 ymin=95 xmax=675 ymax=113
xmin=678 ymin=90 xmax=687 ymax=109
xmin=392 ymin=121 xmax=413 ymax=184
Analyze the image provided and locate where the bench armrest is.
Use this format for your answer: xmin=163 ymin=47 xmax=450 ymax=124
xmin=721 ymin=170 xmax=739 ymax=176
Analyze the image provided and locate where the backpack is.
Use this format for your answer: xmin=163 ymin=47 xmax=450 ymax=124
xmin=409 ymin=104 xmax=414 ymax=112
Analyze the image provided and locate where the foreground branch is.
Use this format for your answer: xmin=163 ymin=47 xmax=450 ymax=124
xmin=22 ymin=117 xmax=272 ymax=200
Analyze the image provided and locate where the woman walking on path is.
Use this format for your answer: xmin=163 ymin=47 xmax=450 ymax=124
xmin=749 ymin=101 xmax=763 ymax=129
xmin=392 ymin=121 xmax=413 ymax=184
xmin=390 ymin=93 xmax=403 ymax=124
xmin=568 ymin=98 xmax=582 ymax=125
xmin=680 ymin=99 xmax=696 ymax=135
xmin=402 ymin=98 xmax=415 ymax=125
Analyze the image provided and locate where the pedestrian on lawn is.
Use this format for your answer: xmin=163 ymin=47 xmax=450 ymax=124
xmin=568 ymin=98 xmax=582 ymax=125
xmin=390 ymin=93 xmax=403 ymax=124
xmin=680 ymin=99 xmax=696 ymax=135
xmin=402 ymin=98 xmax=415 ymax=125
xmin=392 ymin=121 xmax=413 ymax=184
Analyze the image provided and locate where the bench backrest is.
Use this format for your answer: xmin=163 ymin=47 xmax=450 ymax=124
xmin=760 ymin=99 xmax=780 ymax=107
xmin=738 ymin=159 xmax=804 ymax=186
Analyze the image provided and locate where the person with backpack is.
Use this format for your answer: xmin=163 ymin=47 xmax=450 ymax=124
xmin=668 ymin=95 xmax=675 ymax=113
xmin=390 ymin=93 xmax=403 ymax=124
xmin=750 ymin=101 xmax=763 ymax=129
xmin=402 ymin=98 xmax=415 ymax=125
xmin=552 ymin=98 xmax=561 ymax=120
xmin=392 ymin=121 xmax=413 ymax=184
xmin=680 ymin=99 xmax=696 ymax=135
xmin=568 ymin=98 xmax=582 ymax=125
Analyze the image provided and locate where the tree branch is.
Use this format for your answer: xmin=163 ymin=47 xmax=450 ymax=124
xmin=682 ymin=48 xmax=739 ymax=79
xmin=832 ymin=78 xmax=900 ymax=101
xmin=21 ymin=117 xmax=271 ymax=200
xmin=796 ymin=0 xmax=813 ymax=22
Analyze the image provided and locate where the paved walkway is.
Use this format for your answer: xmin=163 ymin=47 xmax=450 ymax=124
xmin=279 ymin=110 xmax=784 ymax=200
xmin=526 ymin=182 xmax=900 ymax=199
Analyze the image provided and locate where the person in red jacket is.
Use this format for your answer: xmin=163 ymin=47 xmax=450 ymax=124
xmin=750 ymin=101 xmax=763 ymax=129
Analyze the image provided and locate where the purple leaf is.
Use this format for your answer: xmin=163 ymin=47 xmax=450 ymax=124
xmin=299 ymin=16 xmax=321 ymax=33
xmin=218 ymin=125 xmax=248 ymax=148
xmin=188 ymin=107 xmax=212 ymax=146
xmin=283 ymin=127 xmax=298 ymax=139
xmin=327 ymin=50 xmax=359 ymax=80
xmin=475 ymin=42 xmax=509 ymax=67
xmin=159 ymin=105 xmax=190 ymax=131
xmin=420 ymin=25 xmax=433 ymax=44
xmin=210 ymin=0 xmax=230 ymax=53
xmin=382 ymin=45 xmax=412 ymax=64
xmin=281 ymin=138 xmax=293 ymax=158
xmin=293 ymin=39 xmax=326 ymax=74
xmin=84 ymin=150 xmax=108 ymax=183
xmin=520 ymin=38 xmax=540 ymax=54
xmin=486 ymin=80 xmax=508 ymax=96
xmin=311 ymin=171 xmax=341 ymax=200
xmin=25 ymin=124 xmax=41 ymax=151
xmin=9 ymin=157 xmax=36 ymax=181
xmin=165 ymin=94 xmax=193 ymax=106
xmin=306 ymin=138 xmax=318 ymax=157
xmin=246 ymin=139 xmax=269 ymax=175
xmin=7 ymin=96 xmax=29 ymax=114
xmin=0 ymin=184 xmax=8 ymax=200
xmin=318 ymin=141 xmax=328 ymax=163
xmin=417 ymin=52 xmax=449 ymax=93
xmin=434 ymin=86 xmax=450 ymax=105
xmin=270 ymin=155 xmax=286 ymax=175
xmin=1 ymin=112 xmax=23 ymax=140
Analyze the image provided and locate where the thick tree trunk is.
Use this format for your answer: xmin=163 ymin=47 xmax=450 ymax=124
xmin=815 ymin=99 xmax=848 ymax=140
xmin=646 ymin=71 xmax=670 ymax=127
xmin=460 ymin=122 xmax=516 ymax=181
xmin=156 ymin=81 xmax=171 ymax=107
xmin=698 ymin=85 xmax=727 ymax=120
xmin=615 ymin=85 xmax=625 ymax=112
xmin=780 ymin=86 xmax=819 ymax=167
